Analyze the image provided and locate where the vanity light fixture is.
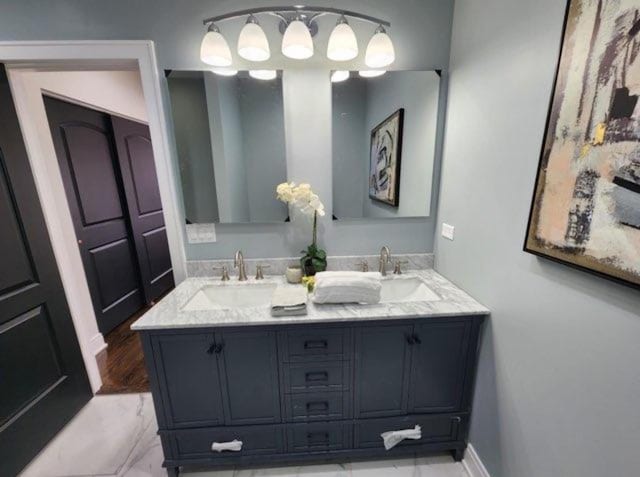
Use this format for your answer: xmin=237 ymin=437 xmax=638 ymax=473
xmin=282 ymin=17 xmax=314 ymax=59
xmin=237 ymin=15 xmax=271 ymax=62
xmin=365 ymin=25 xmax=396 ymax=68
xmin=327 ymin=16 xmax=358 ymax=61
xmin=359 ymin=70 xmax=386 ymax=78
xmin=211 ymin=68 xmax=238 ymax=76
xmin=201 ymin=7 xmax=393 ymax=68
xmin=331 ymin=70 xmax=350 ymax=83
xmin=249 ymin=69 xmax=277 ymax=80
xmin=200 ymin=24 xmax=233 ymax=67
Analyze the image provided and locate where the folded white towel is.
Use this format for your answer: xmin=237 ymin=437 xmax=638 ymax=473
xmin=380 ymin=425 xmax=422 ymax=450
xmin=313 ymin=271 xmax=382 ymax=304
xmin=271 ymin=285 xmax=308 ymax=316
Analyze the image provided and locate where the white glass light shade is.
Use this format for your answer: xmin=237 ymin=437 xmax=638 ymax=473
xmin=365 ymin=28 xmax=395 ymax=68
xmin=358 ymin=70 xmax=386 ymax=78
xmin=211 ymin=68 xmax=238 ymax=76
xmin=200 ymin=30 xmax=232 ymax=67
xmin=331 ymin=70 xmax=350 ymax=83
xmin=249 ymin=70 xmax=277 ymax=80
xmin=282 ymin=20 xmax=314 ymax=60
xmin=327 ymin=22 xmax=358 ymax=61
xmin=238 ymin=22 xmax=270 ymax=61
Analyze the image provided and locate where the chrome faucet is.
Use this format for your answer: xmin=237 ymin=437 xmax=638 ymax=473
xmin=234 ymin=250 xmax=248 ymax=281
xmin=379 ymin=246 xmax=391 ymax=276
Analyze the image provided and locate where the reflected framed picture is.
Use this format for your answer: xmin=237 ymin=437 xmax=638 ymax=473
xmin=369 ymin=108 xmax=404 ymax=207
xmin=524 ymin=0 xmax=640 ymax=289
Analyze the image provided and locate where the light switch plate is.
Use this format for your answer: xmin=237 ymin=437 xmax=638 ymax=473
xmin=442 ymin=223 xmax=455 ymax=241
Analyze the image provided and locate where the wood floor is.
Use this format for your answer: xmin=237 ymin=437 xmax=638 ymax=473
xmin=96 ymin=308 xmax=150 ymax=394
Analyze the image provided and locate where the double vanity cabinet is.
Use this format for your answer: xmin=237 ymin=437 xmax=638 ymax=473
xmin=137 ymin=303 xmax=486 ymax=476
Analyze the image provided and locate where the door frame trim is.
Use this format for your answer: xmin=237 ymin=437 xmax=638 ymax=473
xmin=0 ymin=41 xmax=187 ymax=392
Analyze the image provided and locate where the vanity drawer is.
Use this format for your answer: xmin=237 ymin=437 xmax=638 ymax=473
xmin=354 ymin=414 xmax=463 ymax=450
xmin=287 ymin=422 xmax=352 ymax=453
xmin=167 ymin=425 xmax=284 ymax=460
xmin=281 ymin=328 xmax=349 ymax=361
xmin=285 ymin=391 xmax=347 ymax=422
xmin=283 ymin=360 xmax=349 ymax=392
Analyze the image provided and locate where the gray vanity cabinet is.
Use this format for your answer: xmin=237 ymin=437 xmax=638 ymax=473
xmin=139 ymin=315 xmax=485 ymax=476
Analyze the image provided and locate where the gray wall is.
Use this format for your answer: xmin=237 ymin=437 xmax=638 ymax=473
xmin=0 ymin=0 xmax=454 ymax=260
xmin=167 ymin=77 xmax=219 ymax=223
xmin=436 ymin=1 xmax=640 ymax=476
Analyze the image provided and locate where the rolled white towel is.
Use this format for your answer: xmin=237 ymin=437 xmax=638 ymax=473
xmin=313 ymin=271 xmax=382 ymax=304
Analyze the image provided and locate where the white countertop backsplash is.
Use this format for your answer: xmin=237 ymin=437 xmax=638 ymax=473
xmin=132 ymin=268 xmax=489 ymax=331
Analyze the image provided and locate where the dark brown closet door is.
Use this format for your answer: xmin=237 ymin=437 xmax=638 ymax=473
xmin=44 ymin=97 xmax=144 ymax=335
xmin=111 ymin=117 xmax=174 ymax=303
xmin=0 ymin=65 xmax=92 ymax=477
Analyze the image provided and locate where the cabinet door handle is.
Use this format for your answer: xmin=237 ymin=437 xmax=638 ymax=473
xmin=206 ymin=343 xmax=216 ymax=354
xmin=304 ymin=339 xmax=328 ymax=350
xmin=306 ymin=401 xmax=329 ymax=412
xmin=307 ymin=432 xmax=330 ymax=444
xmin=305 ymin=371 xmax=329 ymax=382
xmin=215 ymin=342 xmax=225 ymax=354
xmin=405 ymin=334 xmax=415 ymax=345
xmin=412 ymin=334 xmax=422 ymax=345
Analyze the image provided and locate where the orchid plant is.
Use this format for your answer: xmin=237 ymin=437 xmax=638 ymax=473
xmin=277 ymin=182 xmax=327 ymax=275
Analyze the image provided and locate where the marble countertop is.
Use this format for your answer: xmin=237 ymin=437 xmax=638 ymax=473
xmin=131 ymin=269 xmax=489 ymax=331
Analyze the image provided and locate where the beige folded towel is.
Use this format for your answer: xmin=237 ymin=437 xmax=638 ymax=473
xmin=271 ymin=285 xmax=308 ymax=316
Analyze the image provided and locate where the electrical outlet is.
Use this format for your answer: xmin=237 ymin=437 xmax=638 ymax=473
xmin=442 ymin=223 xmax=455 ymax=241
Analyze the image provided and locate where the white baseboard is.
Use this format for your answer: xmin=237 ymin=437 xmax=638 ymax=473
xmin=463 ymin=444 xmax=491 ymax=477
xmin=89 ymin=332 xmax=107 ymax=356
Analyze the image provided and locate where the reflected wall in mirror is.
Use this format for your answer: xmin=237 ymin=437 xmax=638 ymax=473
xmin=167 ymin=70 xmax=288 ymax=224
xmin=332 ymin=70 xmax=440 ymax=220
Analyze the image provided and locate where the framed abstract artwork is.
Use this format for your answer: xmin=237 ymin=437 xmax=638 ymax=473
xmin=369 ymin=108 xmax=404 ymax=207
xmin=525 ymin=0 xmax=640 ymax=289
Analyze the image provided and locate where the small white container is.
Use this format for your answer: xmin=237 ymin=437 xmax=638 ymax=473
xmin=285 ymin=266 xmax=303 ymax=284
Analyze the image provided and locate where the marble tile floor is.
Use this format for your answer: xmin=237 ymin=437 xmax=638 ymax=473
xmin=19 ymin=393 xmax=469 ymax=477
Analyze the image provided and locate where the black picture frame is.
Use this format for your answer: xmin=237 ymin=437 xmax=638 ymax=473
xmin=523 ymin=0 xmax=640 ymax=291
xmin=368 ymin=108 xmax=404 ymax=207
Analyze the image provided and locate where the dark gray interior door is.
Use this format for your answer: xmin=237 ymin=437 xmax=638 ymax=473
xmin=218 ymin=330 xmax=281 ymax=425
xmin=408 ymin=320 xmax=472 ymax=413
xmin=354 ymin=324 xmax=412 ymax=418
xmin=0 ymin=65 xmax=92 ymax=477
xmin=44 ymin=97 xmax=144 ymax=335
xmin=111 ymin=116 xmax=174 ymax=304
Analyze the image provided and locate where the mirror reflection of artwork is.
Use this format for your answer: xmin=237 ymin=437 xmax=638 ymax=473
xmin=525 ymin=0 xmax=640 ymax=289
xmin=369 ymin=109 xmax=404 ymax=207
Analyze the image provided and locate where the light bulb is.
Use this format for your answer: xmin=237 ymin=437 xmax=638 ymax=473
xmin=331 ymin=70 xmax=350 ymax=83
xmin=365 ymin=25 xmax=395 ymax=68
xmin=358 ymin=70 xmax=386 ymax=78
xmin=282 ymin=20 xmax=314 ymax=60
xmin=238 ymin=15 xmax=270 ymax=62
xmin=200 ymin=24 xmax=232 ymax=67
xmin=327 ymin=17 xmax=358 ymax=61
xmin=249 ymin=70 xmax=277 ymax=80
xmin=211 ymin=68 xmax=238 ymax=76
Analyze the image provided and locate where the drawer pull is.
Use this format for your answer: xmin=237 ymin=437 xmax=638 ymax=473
xmin=307 ymin=431 xmax=330 ymax=445
xmin=306 ymin=401 xmax=330 ymax=412
xmin=305 ymin=371 xmax=329 ymax=382
xmin=304 ymin=339 xmax=328 ymax=350
xmin=211 ymin=439 xmax=243 ymax=452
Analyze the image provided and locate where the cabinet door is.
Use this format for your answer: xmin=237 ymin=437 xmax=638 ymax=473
xmin=218 ymin=330 xmax=281 ymax=425
xmin=354 ymin=324 xmax=412 ymax=418
xmin=152 ymin=333 xmax=225 ymax=428
xmin=408 ymin=320 xmax=472 ymax=413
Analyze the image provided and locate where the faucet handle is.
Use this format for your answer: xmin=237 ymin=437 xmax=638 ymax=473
xmin=355 ymin=260 xmax=369 ymax=272
xmin=255 ymin=264 xmax=270 ymax=280
xmin=393 ymin=260 xmax=409 ymax=275
xmin=212 ymin=265 xmax=230 ymax=281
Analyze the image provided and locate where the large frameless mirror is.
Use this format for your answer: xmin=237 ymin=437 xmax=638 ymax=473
xmin=331 ymin=70 xmax=440 ymax=220
xmin=167 ymin=70 xmax=288 ymax=225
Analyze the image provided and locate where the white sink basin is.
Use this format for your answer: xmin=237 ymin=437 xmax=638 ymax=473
xmin=380 ymin=277 xmax=440 ymax=303
xmin=182 ymin=283 xmax=277 ymax=311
